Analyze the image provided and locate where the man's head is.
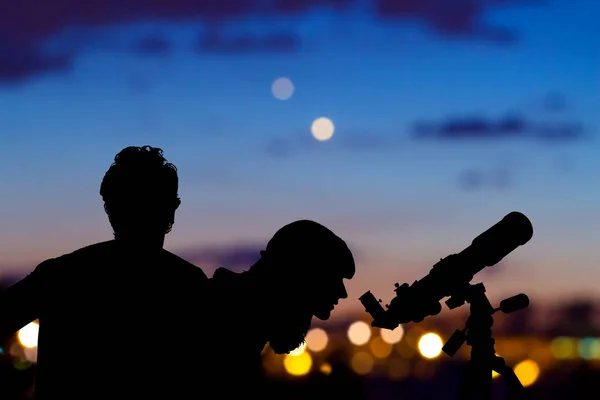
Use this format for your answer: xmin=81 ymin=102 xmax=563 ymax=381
xmin=100 ymin=146 xmax=181 ymax=247
xmin=252 ymin=220 xmax=355 ymax=354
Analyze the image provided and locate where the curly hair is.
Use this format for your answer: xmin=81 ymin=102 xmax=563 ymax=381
xmin=100 ymin=146 xmax=181 ymax=237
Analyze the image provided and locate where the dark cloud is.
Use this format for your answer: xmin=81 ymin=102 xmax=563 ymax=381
xmin=265 ymin=131 xmax=394 ymax=158
xmin=265 ymin=136 xmax=318 ymax=158
xmin=176 ymin=237 xmax=362 ymax=273
xmin=374 ymin=0 xmax=532 ymax=44
xmin=177 ymin=243 xmax=264 ymax=272
xmin=265 ymin=114 xmax=587 ymax=159
xmin=197 ymin=31 xmax=300 ymax=54
xmin=0 ymin=41 xmax=73 ymax=84
xmin=0 ymin=0 xmax=546 ymax=83
xmin=270 ymin=0 xmax=355 ymax=14
xmin=0 ymin=273 xmax=26 ymax=287
xmin=541 ymin=92 xmax=568 ymax=113
xmin=458 ymin=168 xmax=512 ymax=191
xmin=412 ymin=114 xmax=586 ymax=142
xmin=133 ymin=35 xmax=171 ymax=55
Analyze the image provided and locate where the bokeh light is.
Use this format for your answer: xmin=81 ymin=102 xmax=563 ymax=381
xmin=414 ymin=359 xmax=437 ymax=381
xmin=348 ymin=321 xmax=371 ymax=346
xmin=319 ymin=363 xmax=332 ymax=375
xmin=283 ymin=352 xmax=313 ymax=376
xmin=513 ymin=359 xmax=540 ymax=387
xmin=24 ymin=347 xmax=38 ymax=363
xmin=550 ymin=337 xmax=577 ymax=359
xmin=271 ymin=77 xmax=294 ymax=100
xmin=417 ymin=332 xmax=443 ymax=359
xmin=577 ymin=337 xmax=600 ymax=360
xmin=18 ymin=322 xmax=39 ymax=349
xmin=351 ymin=351 xmax=374 ymax=375
xmin=306 ymin=328 xmax=328 ymax=352
xmin=289 ymin=341 xmax=307 ymax=356
xmin=387 ymin=358 xmax=410 ymax=380
xmin=9 ymin=342 xmax=23 ymax=360
xmin=311 ymin=117 xmax=335 ymax=141
xmin=381 ymin=326 xmax=404 ymax=344
xmin=370 ymin=336 xmax=393 ymax=358
xmin=492 ymin=353 xmax=500 ymax=379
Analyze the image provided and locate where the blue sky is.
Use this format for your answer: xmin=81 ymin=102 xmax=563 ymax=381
xmin=0 ymin=0 xmax=598 ymax=317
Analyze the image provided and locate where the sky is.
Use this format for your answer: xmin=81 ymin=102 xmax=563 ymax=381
xmin=0 ymin=0 xmax=598 ymax=318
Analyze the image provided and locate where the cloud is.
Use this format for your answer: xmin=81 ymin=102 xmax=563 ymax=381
xmin=133 ymin=35 xmax=172 ymax=56
xmin=458 ymin=168 xmax=512 ymax=191
xmin=177 ymin=243 xmax=264 ymax=273
xmin=265 ymin=113 xmax=587 ymax=159
xmin=374 ymin=0 xmax=530 ymax=44
xmin=412 ymin=114 xmax=586 ymax=142
xmin=0 ymin=41 xmax=73 ymax=84
xmin=541 ymin=92 xmax=568 ymax=113
xmin=176 ymin=236 xmax=363 ymax=274
xmin=0 ymin=0 xmax=546 ymax=83
xmin=197 ymin=31 xmax=300 ymax=54
xmin=265 ymin=131 xmax=395 ymax=158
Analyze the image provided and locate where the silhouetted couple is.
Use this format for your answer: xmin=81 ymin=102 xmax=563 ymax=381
xmin=0 ymin=146 xmax=355 ymax=399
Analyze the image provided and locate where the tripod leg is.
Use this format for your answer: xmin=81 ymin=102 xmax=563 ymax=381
xmin=492 ymin=357 xmax=527 ymax=399
xmin=457 ymin=362 xmax=478 ymax=400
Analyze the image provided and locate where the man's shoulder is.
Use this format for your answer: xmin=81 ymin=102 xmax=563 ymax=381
xmin=62 ymin=240 xmax=116 ymax=257
xmin=161 ymin=250 xmax=209 ymax=280
xmin=32 ymin=242 xmax=115 ymax=277
xmin=49 ymin=240 xmax=115 ymax=265
xmin=210 ymin=268 xmax=247 ymax=291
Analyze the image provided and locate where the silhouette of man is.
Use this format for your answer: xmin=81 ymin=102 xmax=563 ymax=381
xmin=204 ymin=220 xmax=355 ymax=397
xmin=0 ymin=146 xmax=208 ymax=399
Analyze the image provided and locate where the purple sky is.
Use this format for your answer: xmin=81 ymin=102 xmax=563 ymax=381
xmin=0 ymin=0 xmax=598 ymax=318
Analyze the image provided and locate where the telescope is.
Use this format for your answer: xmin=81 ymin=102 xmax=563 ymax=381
xmin=359 ymin=211 xmax=533 ymax=329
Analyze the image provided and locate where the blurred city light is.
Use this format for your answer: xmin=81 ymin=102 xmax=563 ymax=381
xmin=417 ymin=332 xmax=443 ymax=359
xmin=283 ymin=352 xmax=312 ymax=376
xmin=387 ymin=358 xmax=410 ymax=380
xmin=513 ymin=359 xmax=539 ymax=387
xmin=271 ymin=77 xmax=294 ymax=100
xmin=348 ymin=321 xmax=371 ymax=345
xmin=381 ymin=325 xmax=404 ymax=344
xmin=311 ymin=117 xmax=335 ymax=141
xmin=319 ymin=362 xmax=332 ymax=375
xmin=370 ymin=336 xmax=393 ymax=359
xmin=577 ymin=337 xmax=600 ymax=360
xmin=306 ymin=328 xmax=328 ymax=352
xmin=17 ymin=322 xmax=39 ymax=348
xmin=492 ymin=353 xmax=500 ymax=378
xmin=351 ymin=351 xmax=374 ymax=375
xmin=289 ymin=342 xmax=307 ymax=356
xmin=24 ymin=347 xmax=37 ymax=363
xmin=550 ymin=337 xmax=577 ymax=359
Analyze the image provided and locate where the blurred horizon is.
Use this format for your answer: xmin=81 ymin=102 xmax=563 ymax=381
xmin=1 ymin=0 xmax=599 ymax=321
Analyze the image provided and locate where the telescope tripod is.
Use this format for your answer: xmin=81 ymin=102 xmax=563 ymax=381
xmin=442 ymin=283 xmax=529 ymax=400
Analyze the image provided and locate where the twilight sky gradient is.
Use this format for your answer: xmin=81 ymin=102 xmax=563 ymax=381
xmin=0 ymin=0 xmax=598 ymax=317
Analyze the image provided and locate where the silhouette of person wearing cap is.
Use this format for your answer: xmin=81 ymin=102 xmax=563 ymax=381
xmin=0 ymin=146 xmax=208 ymax=399
xmin=203 ymin=220 xmax=355 ymax=398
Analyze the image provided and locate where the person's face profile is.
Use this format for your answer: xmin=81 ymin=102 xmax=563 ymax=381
xmin=310 ymin=271 xmax=349 ymax=320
